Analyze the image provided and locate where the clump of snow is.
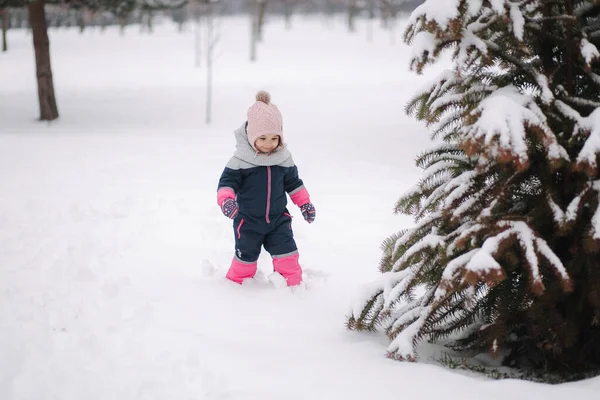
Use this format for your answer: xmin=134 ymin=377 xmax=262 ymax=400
xmin=408 ymin=0 xmax=461 ymax=31
xmin=509 ymin=4 xmax=525 ymax=41
xmin=387 ymin=305 xmax=432 ymax=360
xmin=490 ymin=0 xmax=507 ymax=14
xmin=464 ymin=247 xmax=502 ymax=275
xmin=443 ymin=171 xmax=478 ymax=205
xmin=463 ymin=85 xmax=566 ymax=163
xmin=467 ymin=0 xmax=485 ymax=18
xmin=574 ymin=108 xmax=600 ymax=169
xmin=464 ymin=86 xmax=538 ymax=164
xmin=440 ymin=220 xmax=569 ymax=297
xmin=440 ymin=249 xmax=479 ymax=287
xmin=397 ymin=233 xmax=445 ymax=267
xmin=547 ymin=192 xmax=585 ymax=228
xmin=535 ymin=73 xmax=554 ymax=104
xmin=410 ymin=31 xmax=437 ymax=68
xmin=456 ymin=29 xmax=489 ymax=66
xmin=555 ymin=100 xmax=583 ymax=123
xmin=581 ymin=38 xmax=600 ymax=66
xmin=497 ymin=221 xmax=569 ymax=285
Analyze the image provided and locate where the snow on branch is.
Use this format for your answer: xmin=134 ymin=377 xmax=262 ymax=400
xmin=421 ymin=160 xmax=457 ymax=183
xmin=393 ymin=211 xmax=443 ymax=252
xmin=407 ymin=0 xmax=461 ymax=31
xmin=349 ymin=269 xmax=415 ymax=322
xmin=438 ymin=220 xmax=571 ymax=297
xmin=443 ymin=170 xmax=478 ymax=204
xmin=456 ymin=29 xmax=489 ymax=68
xmin=462 ymin=86 xmax=566 ymax=168
xmin=447 ymin=222 xmax=484 ymax=255
xmin=509 ymin=3 xmax=525 ymax=41
xmin=574 ymin=108 xmax=600 ymax=174
xmin=387 ymin=305 xmax=432 ymax=361
xmin=391 ymin=232 xmax=445 ymax=271
xmin=546 ymin=185 xmax=592 ymax=231
xmin=489 ymin=0 xmax=507 ymax=14
xmin=436 ymin=247 xmax=502 ymax=300
xmin=555 ymin=100 xmax=583 ymax=124
xmin=410 ymin=32 xmax=437 ymax=71
xmin=581 ymin=38 xmax=600 ymax=67
xmin=484 ymin=41 xmax=555 ymax=103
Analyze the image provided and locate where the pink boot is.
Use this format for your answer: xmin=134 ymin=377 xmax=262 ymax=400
xmin=273 ymin=253 xmax=303 ymax=286
xmin=226 ymin=257 xmax=257 ymax=284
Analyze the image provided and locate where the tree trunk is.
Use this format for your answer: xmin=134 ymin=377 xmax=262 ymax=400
xmin=348 ymin=1 xmax=357 ymax=33
xmin=366 ymin=0 xmax=375 ymax=42
xmin=284 ymin=1 xmax=292 ymax=30
xmin=78 ymin=9 xmax=85 ymax=33
xmin=249 ymin=0 xmax=257 ymax=62
xmin=205 ymin=3 xmax=214 ymax=124
xmin=119 ymin=15 xmax=126 ymax=36
xmin=257 ymin=0 xmax=267 ymax=41
xmin=28 ymin=0 xmax=59 ymax=121
xmin=147 ymin=11 xmax=154 ymax=34
xmin=206 ymin=59 xmax=212 ymax=124
xmin=195 ymin=17 xmax=201 ymax=67
xmin=206 ymin=33 xmax=212 ymax=125
xmin=1 ymin=8 xmax=8 ymax=52
xmin=389 ymin=12 xmax=396 ymax=45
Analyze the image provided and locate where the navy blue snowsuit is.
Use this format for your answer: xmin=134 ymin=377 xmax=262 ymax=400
xmin=217 ymin=123 xmax=308 ymax=263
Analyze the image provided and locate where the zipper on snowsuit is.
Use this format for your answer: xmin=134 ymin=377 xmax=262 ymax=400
xmin=266 ymin=166 xmax=271 ymax=223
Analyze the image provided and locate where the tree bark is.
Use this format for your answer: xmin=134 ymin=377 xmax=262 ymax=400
xmin=249 ymin=0 xmax=257 ymax=62
xmin=119 ymin=15 xmax=126 ymax=36
xmin=205 ymin=4 xmax=213 ymax=124
xmin=28 ymin=0 xmax=59 ymax=121
xmin=77 ymin=9 xmax=85 ymax=33
xmin=1 ymin=8 xmax=8 ymax=52
xmin=257 ymin=0 xmax=267 ymax=41
xmin=348 ymin=1 xmax=357 ymax=33
xmin=284 ymin=1 xmax=292 ymax=30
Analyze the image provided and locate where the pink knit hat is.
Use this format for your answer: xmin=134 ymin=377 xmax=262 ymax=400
xmin=247 ymin=91 xmax=283 ymax=151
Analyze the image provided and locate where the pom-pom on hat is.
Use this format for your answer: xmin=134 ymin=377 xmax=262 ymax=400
xmin=246 ymin=90 xmax=284 ymax=151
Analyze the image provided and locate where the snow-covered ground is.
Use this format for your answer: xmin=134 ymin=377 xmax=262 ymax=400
xmin=1 ymin=14 xmax=598 ymax=400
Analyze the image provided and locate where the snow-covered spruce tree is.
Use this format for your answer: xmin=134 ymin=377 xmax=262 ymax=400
xmin=347 ymin=0 xmax=600 ymax=375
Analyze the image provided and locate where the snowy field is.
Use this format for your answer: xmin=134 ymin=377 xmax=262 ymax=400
xmin=1 ymin=13 xmax=599 ymax=400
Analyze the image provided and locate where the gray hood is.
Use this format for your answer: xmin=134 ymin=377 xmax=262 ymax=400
xmin=232 ymin=123 xmax=292 ymax=166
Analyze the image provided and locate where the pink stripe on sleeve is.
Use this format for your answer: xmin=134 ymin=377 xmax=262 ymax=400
xmin=290 ymin=186 xmax=310 ymax=206
xmin=217 ymin=187 xmax=236 ymax=207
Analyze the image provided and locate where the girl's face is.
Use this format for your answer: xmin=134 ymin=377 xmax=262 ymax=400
xmin=254 ymin=134 xmax=281 ymax=153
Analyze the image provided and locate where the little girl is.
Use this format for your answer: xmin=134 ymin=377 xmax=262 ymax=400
xmin=217 ymin=91 xmax=316 ymax=287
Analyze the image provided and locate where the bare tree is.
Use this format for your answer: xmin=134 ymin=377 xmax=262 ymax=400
xmin=366 ymin=0 xmax=375 ymax=42
xmin=249 ymin=0 xmax=258 ymax=61
xmin=192 ymin=0 xmax=203 ymax=67
xmin=282 ymin=0 xmax=294 ymax=30
xmin=1 ymin=8 xmax=7 ymax=52
xmin=198 ymin=0 xmax=221 ymax=124
xmin=29 ymin=0 xmax=59 ymax=120
xmin=256 ymin=0 xmax=266 ymax=41
xmin=347 ymin=0 xmax=359 ymax=32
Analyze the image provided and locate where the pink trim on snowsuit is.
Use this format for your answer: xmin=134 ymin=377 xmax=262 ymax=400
xmin=273 ymin=253 xmax=302 ymax=286
xmin=217 ymin=187 xmax=236 ymax=207
xmin=226 ymin=257 xmax=257 ymax=284
xmin=226 ymin=253 xmax=302 ymax=286
xmin=289 ymin=187 xmax=310 ymax=207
